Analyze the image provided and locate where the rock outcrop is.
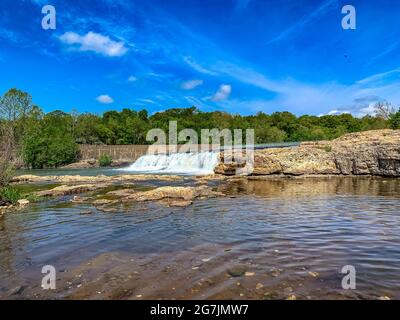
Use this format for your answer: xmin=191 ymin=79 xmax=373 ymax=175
xmin=36 ymin=184 xmax=111 ymax=197
xmin=215 ymin=130 xmax=400 ymax=177
xmin=107 ymin=185 xmax=224 ymax=207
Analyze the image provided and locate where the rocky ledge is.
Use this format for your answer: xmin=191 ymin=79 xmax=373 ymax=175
xmin=12 ymin=174 xmax=184 ymax=184
xmin=61 ymin=159 xmax=132 ymax=169
xmin=215 ymin=129 xmax=400 ymax=177
xmin=70 ymin=185 xmax=224 ymax=210
xmin=104 ymin=185 xmax=224 ymax=207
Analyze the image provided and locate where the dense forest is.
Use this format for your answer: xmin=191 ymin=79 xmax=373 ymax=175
xmin=1 ymin=88 xmax=400 ymax=170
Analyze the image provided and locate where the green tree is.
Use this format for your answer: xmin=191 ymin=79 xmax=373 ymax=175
xmin=22 ymin=110 xmax=79 ymax=168
xmin=389 ymin=110 xmax=400 ymax=129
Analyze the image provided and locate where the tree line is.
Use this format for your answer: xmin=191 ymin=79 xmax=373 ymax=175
xmin=1 ymin=88 xmax=400 ymax=171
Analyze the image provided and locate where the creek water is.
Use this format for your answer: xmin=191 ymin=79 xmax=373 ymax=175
xmin=0 ymin=176 xmax=399 ymax=299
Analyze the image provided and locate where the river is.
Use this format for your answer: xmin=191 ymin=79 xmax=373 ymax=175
xmin=1 ymin=175 xmax=399 ymax=299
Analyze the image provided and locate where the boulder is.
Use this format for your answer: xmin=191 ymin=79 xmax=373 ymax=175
xmin=17 ymin=199 xmax=30 ymax=206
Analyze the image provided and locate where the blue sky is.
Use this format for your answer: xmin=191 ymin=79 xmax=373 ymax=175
xmin=1 ymin=0 xmax=400 ymax=116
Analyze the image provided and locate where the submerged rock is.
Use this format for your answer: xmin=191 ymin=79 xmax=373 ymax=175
xmin=71 ymin=196 xmax=93 ymax=203
xmin=80 ymin=210 xmax=94 ymax=215
xmin=227 ymin=265 xmax=247 ymax=277
xmin=7 ymin=286 xmax=24 ymax=296
xmin=160 ymin=199 xmax=193 ymax=207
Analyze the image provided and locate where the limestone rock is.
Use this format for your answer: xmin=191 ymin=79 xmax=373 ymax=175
xmin=215 ymin=130 xmax=400 ymax=177
xmin=12 ymin=174 xmax=183 ymax=184
xmin=106 ymin=185 xmax=223 ymax=207
xmin=36 ymin=184 xmax=110 ymax=197
xmin=17 ymin=199 xmax=30 ymax=206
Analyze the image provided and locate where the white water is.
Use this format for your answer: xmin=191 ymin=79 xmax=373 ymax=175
xmin=117 ymin=151 xmax=219 ymax=175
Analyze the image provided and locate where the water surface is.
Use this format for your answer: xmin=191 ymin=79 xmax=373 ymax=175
xmin=0 ymin=176 xmax=399 ymax=300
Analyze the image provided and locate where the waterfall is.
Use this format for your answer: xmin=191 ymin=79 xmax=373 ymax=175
xmin=117 ymin=151 xmax=219 ymax=175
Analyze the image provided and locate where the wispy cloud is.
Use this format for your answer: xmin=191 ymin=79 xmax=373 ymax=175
xmin=96 ymin=94 xmax=114 ymax=104
xmin=59 ymin=31 xmax=128 ymax=57
xmin=368 ymin=42 xmax=399 ymax=65
xmin=266 ymin=0 xmax=338 ymax=45
xmin=212 ymin=84 xmax=232 ymax=101
xmin=211 ymin=60 xmax=400 ymax=116
xmin=181 ymin=79 xmax=203 ymax=90
xmin=356 ymin=68 xmax=400 ymax=86
xmin=183 ymin=56 xmax=217 ymax=75
xmin=136 ymin=98 xmax=156 ymax=104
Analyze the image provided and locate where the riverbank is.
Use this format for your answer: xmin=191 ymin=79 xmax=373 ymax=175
xmin=216 ymin=129 xmax=400 ymax=177
xmin=1 ymin=129 xmax=398 ymax=215
xmin=61 ymin=129 xmax=400 ymax=176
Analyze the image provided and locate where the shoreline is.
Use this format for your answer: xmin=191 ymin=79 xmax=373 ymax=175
xmin=1 ymin=172 xmax=397 ymax=216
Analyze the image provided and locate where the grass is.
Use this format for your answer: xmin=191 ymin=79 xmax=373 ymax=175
xmin=0 ymin=186 xmax=22 ymax=204
xmin=0 ymin=185 xmax=43 ymax=205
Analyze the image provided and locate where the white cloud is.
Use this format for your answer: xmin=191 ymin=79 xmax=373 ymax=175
xmin=358 ymin=104 xmax=376 ymax=116
xmin=59 ymin=31 xmax=128 ymax=57
xmin=323 ymin=103 xmax=376 ymax=118
xmin=212 ymin=84 xmax=232 ymax=101
xmin=128 ymin=75 xmax=137 ymax=82
xmin=181 ymin=79 xmax=203 ymax=90
xmin=210 ymin=61 xmax=400 ymax=116
xmin=96 ymin=94 xmax=114 ymax=104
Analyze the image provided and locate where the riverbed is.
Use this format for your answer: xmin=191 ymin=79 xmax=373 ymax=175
xmin=1 ymin=175 xmax=399 ymax=300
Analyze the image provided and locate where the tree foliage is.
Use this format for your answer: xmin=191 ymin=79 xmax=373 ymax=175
xmin=389 ymin=110 xmax=400 ymax=129
xmin=21 ymin=110 xmax=79 ymax=169
xmin=0 ymin=88 xmax=398 ymax=169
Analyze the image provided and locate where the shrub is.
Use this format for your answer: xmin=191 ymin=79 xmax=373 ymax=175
xmin=0 ymin=186 xmax=22 ymax=204
xmin=22 ymin=135 xmax=79 ymax=169
xmin=0 ymin=159 xmax=14 ymax=188
xmin=389 ymin=112 xmax=400 ymax=129
xmin=25 ymin=193 xmax=41 ymax=203
xmin=21 ymin=110 xmax=79 ymax=169
xmin=99 ymin=154 xmax=112 ymax=167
